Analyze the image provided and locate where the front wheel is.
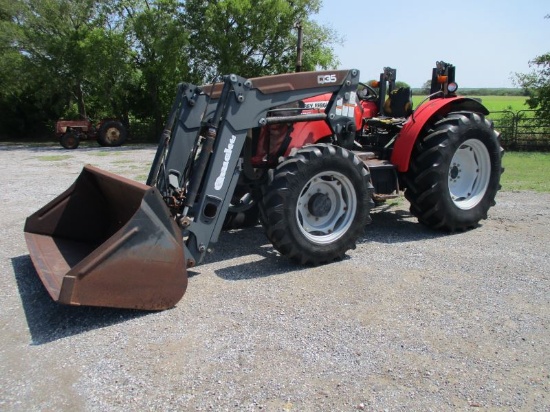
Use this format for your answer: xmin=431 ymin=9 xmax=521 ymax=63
xmin=403 ymin=111 xmax=503 ymax=231
xmin=60 ymin=131 xmax=80 ymax=149
xmin=261 ymin=144 xmax=374 ymax=265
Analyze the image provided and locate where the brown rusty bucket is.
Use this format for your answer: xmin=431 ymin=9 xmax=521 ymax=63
xmin=24 ymin=165 xmax=187 ymax=310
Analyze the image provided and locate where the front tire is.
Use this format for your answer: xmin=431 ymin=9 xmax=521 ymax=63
xmin=403 ymin=111 xmax=503 ymax=231
xmin=60 ymin=131 xmax=80 ymax=149
xmin=261 ymin=144 xmax=374 ymax=265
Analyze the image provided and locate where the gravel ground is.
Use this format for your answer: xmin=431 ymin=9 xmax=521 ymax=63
xmin=0 ymin=142 xmax=549 ymax=411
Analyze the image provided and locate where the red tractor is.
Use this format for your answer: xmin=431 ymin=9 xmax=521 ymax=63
xmin=55 ymin=118 xmax=128 ymax=149
xmin=226 ymin=62 xmax=503 ymax=233
xmin=24 ymin=61 xmax=503 ymax=310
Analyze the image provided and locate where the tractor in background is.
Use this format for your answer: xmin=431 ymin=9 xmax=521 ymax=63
xmin=55 ymin=118 xmax=128 ymax=149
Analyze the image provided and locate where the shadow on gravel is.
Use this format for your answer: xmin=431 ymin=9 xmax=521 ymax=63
xmin=202 ymin=226 xmax=301 ymax=281
xmin=363 ymin=205 xmax=451 ymax=244
xmin=11 ymin=255 xmax=152 ymax=345
xmin=209 ymin=205 xmax=461 ymax=281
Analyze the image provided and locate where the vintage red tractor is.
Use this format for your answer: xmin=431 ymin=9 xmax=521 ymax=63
xmin=55 ymin=118 xmax=128 ymax=149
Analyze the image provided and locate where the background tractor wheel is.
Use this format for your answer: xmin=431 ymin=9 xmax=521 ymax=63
xmin=261 ymin=144 xmax=373 ymax=265
xmin=403 ymin=111 xmax=503 ymax=231
xmin=60 ymin=131 xmax=80 ymax=149
xmin=97 ymin=120 xmax=127 ymax=147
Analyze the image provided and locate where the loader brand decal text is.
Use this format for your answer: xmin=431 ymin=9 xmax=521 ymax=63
xmin=214 ymin=134 xmax=237 ymax=190
xmin=317 ymin=74 xmax=337 ymax=84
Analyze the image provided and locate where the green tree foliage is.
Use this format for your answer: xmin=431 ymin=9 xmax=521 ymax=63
xmin=0 ymin=0 xmax=339 ymax=139
xmin=514 ymin=53 xmax=550 ymax=116
xmin=122 ymin=0 xmax=191 ymax=130
xmin=184 ymin=0 xmax=339 ymax=81
xmin=513 ymin=15 xmax=550 ymax=119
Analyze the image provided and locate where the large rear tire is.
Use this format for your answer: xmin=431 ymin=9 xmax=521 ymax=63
xmin=261 ymin=144 xmax=374 ymax=265
xmin=403 ymin=111 xmax=503 ymax=231
xmin=97 ymin=120 xmax=127 ymax=147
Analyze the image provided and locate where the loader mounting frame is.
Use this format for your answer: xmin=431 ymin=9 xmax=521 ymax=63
xmin=147 ymin=70 xmax=361 ymax=267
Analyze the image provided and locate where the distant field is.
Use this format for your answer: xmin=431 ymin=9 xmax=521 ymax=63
xmin=412 ymin=95 xmax=529 ymax=113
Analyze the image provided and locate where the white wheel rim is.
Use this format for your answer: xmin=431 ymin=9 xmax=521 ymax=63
xmin=296 ymin=171 xmax=357 ymax=244
xmin=448 ymin=138 xmax=491 ymax=210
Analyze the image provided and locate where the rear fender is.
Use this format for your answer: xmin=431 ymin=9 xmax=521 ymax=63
xmin=390 ymin=97 xmax=489 ymax=172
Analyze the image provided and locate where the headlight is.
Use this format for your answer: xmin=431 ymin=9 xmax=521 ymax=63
xmin=447 ymin=82 xmax=458 ymax=93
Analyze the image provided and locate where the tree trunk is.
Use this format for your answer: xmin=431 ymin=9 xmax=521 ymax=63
xmin=75 ymin=82 xmax=87 ymax=119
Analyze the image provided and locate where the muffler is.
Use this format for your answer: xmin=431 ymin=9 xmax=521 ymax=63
xmin=24 ymin=165 xmax=187 ymax=310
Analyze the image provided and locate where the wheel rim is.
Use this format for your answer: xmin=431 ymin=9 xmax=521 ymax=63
xmin=296 ymin=171 xmax=357 ymax=244
xmin=448 ymin=138 xmax=491 ymax=210
xmin=104 ymin=127 xmax=120 ymax=144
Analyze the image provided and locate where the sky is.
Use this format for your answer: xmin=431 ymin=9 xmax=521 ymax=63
xmin=312 ymin=0 xmax=549 ymax=88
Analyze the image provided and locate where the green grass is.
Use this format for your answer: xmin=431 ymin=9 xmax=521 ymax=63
xmin=89 ymin=151 xmax=122 ymax=156
xmin=470 ymin=96 xmax=529 ymax=113
xmin=412 ymin=95 xmax=529 ymax=113
xmin=36 ymin=155 xmax=72 ymax=161
xmin=501 ymin=152 xmax=550 ymax=192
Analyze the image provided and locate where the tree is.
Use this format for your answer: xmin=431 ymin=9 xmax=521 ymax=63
xmin=0 ymin=0 xmax=341 ymax=139
xmin=184 ymin=0 xmax=340 ymax=82
xmin=421 ymin=80 xmax=432 ymax=95
xmin=514 ymin=52 xmax=550 ymax=116
xmin=121 ymin=0 xmax=191 ymax=132
xmin=513 ymin=15 xmax=550 ymax=119
xmin=0 ymin=0 xmax=136 ymax=136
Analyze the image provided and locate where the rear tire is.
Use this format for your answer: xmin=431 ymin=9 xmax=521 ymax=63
xmin=60 ymin=131 xmax=80 ymax=149
xmin=403 ymin=111 xmax=503 ymax=231
xmin=261 ymin=144 xmax=373 ymax=265
xmin=97 ymin=120 xmax=127 ymax=147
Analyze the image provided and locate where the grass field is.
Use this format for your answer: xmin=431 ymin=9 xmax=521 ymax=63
xmin=412 ymin=95 xmax=529 ymax=113
xmin=501 ymin=152 xmax=550 ymax=193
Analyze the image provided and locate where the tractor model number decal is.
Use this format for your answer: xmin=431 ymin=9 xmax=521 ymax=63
xmin=304 ymin=101 xmax=329 ymax=110
xmin=214 ymin=134 xmax=237 ymax=190
xmin=317 ymin=74 xmax=337 ymax=84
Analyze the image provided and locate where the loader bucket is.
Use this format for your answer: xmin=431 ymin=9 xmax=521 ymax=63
xmin=24 ymin=165 xmax=187 ymax=310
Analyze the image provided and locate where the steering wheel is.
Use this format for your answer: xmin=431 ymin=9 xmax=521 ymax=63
xmin=357 ymin=82 xmax=378 ymax=102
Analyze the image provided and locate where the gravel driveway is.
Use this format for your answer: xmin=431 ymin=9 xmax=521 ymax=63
xmin=1 ymin=142 xmax=548 ymax=411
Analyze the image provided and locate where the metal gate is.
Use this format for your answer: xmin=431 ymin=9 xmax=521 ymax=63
xmin=489 ymin=110 xmax=550 ymax=151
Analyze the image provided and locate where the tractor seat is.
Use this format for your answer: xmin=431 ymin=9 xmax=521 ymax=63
xmin=383 ymin=87 xmax=413 ymax=118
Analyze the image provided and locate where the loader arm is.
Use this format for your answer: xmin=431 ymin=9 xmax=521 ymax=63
xmin=151 ymin=70 xmax=361 ymax=267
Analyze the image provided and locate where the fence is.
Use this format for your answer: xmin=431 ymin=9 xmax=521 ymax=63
xmin=488 ymin=110 xmax=550 ymax=151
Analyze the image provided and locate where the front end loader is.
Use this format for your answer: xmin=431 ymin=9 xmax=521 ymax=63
xmin=25 ymin=69 xmax=372 ymax=310
xmin=24 ymin=62 xmax=503 ymax=310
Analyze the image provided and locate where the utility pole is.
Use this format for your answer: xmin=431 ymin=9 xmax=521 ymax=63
xmin=295 ymin=22 xmax=303 ymax=72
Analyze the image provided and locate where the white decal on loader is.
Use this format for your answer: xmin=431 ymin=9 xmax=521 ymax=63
xmin=214 ymin=134 xmax=237 ymax=190
xmin=317 ymin=74 xmax=337 ymax=84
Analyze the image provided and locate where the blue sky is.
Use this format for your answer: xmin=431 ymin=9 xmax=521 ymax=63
xmin=312 ymin=0 xmax=549 ymax=88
